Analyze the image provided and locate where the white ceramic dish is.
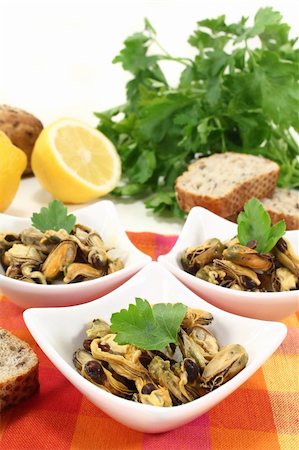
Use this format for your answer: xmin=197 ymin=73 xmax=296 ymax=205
xmin=0 ymin=200 xmax=151 ymax=309
xmin=24 ymin=262 xmax=287 ymax=433
xmin=158 ymin=207 xmax=299 ymax=321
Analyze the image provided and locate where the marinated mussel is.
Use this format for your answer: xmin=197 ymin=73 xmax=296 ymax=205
xmin=181 ymin=239 xmax=225 ymax=274
xmin=73 ymin=305 xmax=248 ymax=408
xmin=0 ymin=224 xmax=124 ymax=284
xmin=201 ymin=344 xmax=248 ymax=390
xmin=181 ymin=236 xmax=298 ymax=292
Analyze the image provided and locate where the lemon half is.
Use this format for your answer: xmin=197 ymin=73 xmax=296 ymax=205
xmin=31 ymin=118 xmax=121 ymax=203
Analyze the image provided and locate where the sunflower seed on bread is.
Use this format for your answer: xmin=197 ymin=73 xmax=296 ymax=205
xmin=175 ymin=152 xmax=279 ymax=217
xmin=0 ymin=328 xmax=39 ymax=411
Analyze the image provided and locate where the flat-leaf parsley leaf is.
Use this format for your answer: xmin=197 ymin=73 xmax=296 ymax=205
xmin=110 ymin=297 xmax=187 ymax=351
xmin=95 ymin=8 xmax=299 ymax=217
xmin=31 ymin=200 xmax=76 ymax=233
xmin=237 ymin=198 xmax=286 ymax=253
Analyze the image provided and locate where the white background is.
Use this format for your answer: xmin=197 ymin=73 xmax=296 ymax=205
xmin=1 ymin=0 xmax=298 ymax=233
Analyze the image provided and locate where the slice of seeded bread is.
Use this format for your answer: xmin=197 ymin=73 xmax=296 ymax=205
xmin=260 ymin=188 xmax=299 ymax=230
xmin=0 ymin=328 xmax=39 ymax=411
xmin=175 ymin=152 xmax=280 ymax=217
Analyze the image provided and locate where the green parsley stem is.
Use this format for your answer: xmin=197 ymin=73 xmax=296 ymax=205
xmin=159 ymin=55 xmax=192 ymax=67
xmin=214 ymin=117 xmax=227 ymax=151
xmin=277 ymin=128 xmax=299 ymax=155
xmin=151 ymin=36 xmax=192 ymax=66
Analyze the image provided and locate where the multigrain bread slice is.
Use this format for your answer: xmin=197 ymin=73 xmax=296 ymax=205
xmin=260 ymin=188 xmax=299 ymax=230
xmin=0 ymin=328 xmax=39 ymax=411
xmin=175 ymin=152 xmax=280 ymax=217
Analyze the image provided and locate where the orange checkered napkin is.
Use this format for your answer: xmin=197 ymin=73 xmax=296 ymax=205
xmin=0 ymin=232 xmax=298 ymax=450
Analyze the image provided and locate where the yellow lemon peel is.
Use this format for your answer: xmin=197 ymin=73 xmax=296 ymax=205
xmin=0 ymin=131 xmax=27 ymax=212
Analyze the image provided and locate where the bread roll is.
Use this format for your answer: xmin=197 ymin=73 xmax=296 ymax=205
xmin=0 ymin=105 xmax=43 ymax=176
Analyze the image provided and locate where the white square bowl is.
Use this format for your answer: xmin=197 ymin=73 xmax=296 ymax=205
xmin=158 ymin=207 xmax=299 ymax=321
xmin=24 ymin=262 xmax=286 ymax=433
xmin=0 ymin=200 xmax=151 ymax=309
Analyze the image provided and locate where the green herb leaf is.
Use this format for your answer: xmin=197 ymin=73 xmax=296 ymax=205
xmin=31 ymin=200 xmax=76 ymax=233
xmin=95 ymin=9 xmax=299 ymax=218
xmin=237 ymin=198 xmax=286 ymax=253
xmin=235 ymin=7 xmax=282 ymax=42
xmin=110 ymin=298 xmax=187 ymax=351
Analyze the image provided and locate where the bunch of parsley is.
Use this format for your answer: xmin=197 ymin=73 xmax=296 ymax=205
xmin=95 ymin=8 xmax=299 ymax=217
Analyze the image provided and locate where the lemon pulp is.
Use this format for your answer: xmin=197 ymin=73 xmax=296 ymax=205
xmin=31 ymin=118 xmax=121 ymax=203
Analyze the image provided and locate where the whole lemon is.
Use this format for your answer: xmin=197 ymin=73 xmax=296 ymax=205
xmin=0 ymin=131 xmax=27 ymax=212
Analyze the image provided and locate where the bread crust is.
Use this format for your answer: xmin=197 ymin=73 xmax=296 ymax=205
xmin=260 ymin=188 xmax=299 ymax=230
xmin=0 ymin=105 xmax=43 ymax=176
xmin=0 ymin=328 xmax=39 ymax=411
xmin=225 ymin=188 xmax=299 ymax=230
xmin=226 ymin=209 xmax=299 ymax=230
xmin=266 ymin=210 xmax=299 ymax=230
xmin=175 ymin=153 xmax=279 ymax=216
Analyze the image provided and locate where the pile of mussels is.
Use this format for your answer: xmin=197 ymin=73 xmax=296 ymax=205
xmin=73 ymin=308 xmax=248 ymax=407
xmin=181 ymin=237 xmax=299 ymax=292
xmin=0 ymin=225 xmax=123 ymax=284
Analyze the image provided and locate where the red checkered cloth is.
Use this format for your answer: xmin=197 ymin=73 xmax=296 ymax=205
xmin=0 ymin=232 xmax=298 ymax=450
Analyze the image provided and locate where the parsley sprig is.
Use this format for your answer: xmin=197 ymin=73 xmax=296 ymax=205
xmin=31 ymin=200 xmax=76 ymax=233
xmin=237 ymin=198 xmax=286 ymax=253
xmin=95 ymin=8 xmax=299 ymax=217
xmin=110 ymin=298 xmax=187 ymax=351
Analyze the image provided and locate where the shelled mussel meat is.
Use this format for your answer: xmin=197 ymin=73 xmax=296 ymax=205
xmin=181 ymin=236 xmax=299 ymax=292
xmin=181 ymin=239 xmax=225 ymax=274
xmin=0 ymin=224 xmax=124 ymax=284
xmin=73 ymin=306 xmax=248 ymax=407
